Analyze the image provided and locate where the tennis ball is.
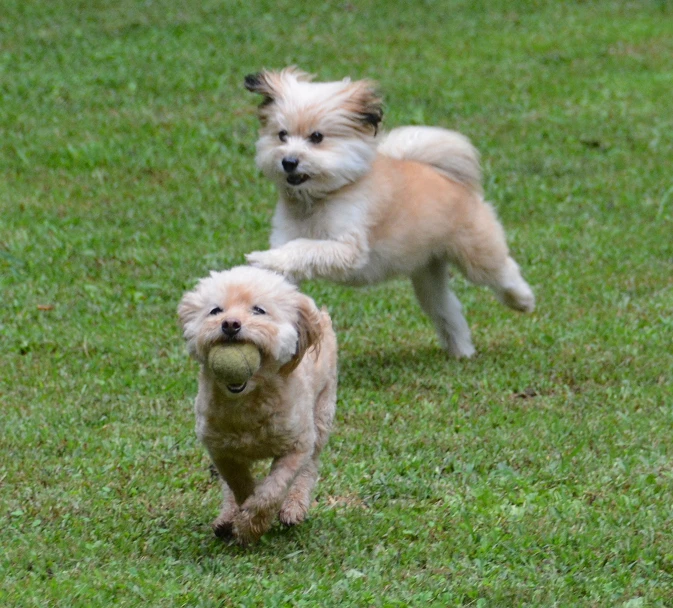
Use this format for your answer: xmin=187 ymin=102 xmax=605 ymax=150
xmin=207 ymin=343 xmax=261 ymax=387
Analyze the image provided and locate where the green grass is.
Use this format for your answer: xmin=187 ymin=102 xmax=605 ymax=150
xmin=2 ymin=0 xmax=673 ymax=605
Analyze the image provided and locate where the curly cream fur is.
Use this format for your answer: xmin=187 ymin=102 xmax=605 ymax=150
xmin=178 ymin=266 xmax=337 ymax=544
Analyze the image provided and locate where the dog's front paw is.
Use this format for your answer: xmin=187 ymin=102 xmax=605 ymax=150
xmin=212 ymin=515 xmax=235 ymax=539
xmin=246 ymin=250 xmax=302 ymax=283
xmin=246 ymin=249 xmax=283 ymax=271
xmin=232 ymin=507 xmax=273 ymax=545
xmin=279 ymin=497 xmax=309 ymax=527
xmin=212 ymin=505 xmax=239 ymax=540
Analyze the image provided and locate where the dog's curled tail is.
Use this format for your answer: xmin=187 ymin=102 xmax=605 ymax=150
xmin=377 ymin=126 xmax=483 ymax=194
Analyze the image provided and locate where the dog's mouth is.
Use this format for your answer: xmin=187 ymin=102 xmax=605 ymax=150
xmin=226 ymin=382 xmax=247 ymax=394
xmin=286 ymin=173 xmax=310 ymax=186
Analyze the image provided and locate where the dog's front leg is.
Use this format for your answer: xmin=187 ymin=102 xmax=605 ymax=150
xmin=233 ymin=450 xmax=311 ymax=544
xmin=209 ymin=454 xmax=256 ymax=538
xmin=246 ymin=236 xmax=368 ymax=282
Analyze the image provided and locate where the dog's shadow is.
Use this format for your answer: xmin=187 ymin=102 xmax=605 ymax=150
xmin=337 ymin=342 xmax=474 ymax=393
xmin=191 ymin=518 xmax=322 ymax=559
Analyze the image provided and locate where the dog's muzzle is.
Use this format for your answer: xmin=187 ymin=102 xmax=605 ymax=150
xmin=226 ymin=382 xmax=247 ymax=394
xmin=286 ymin=173 xmax=310 ymax=186
xmin=282 ymin=156 xmax=310 ymax=186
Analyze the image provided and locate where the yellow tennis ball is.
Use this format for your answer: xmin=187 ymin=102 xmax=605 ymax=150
xmin=207 ymin=343 xmax=261 ymax=387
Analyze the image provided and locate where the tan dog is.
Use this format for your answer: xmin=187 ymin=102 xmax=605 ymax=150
xmin=244 ymin=67 xmax=535 ymax=358
xmin=178 ymin=266 xmax=337 ymax=544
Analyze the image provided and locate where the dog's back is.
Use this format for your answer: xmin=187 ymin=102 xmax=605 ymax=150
xmin=377 ymin=126 xmax=483 ymax=195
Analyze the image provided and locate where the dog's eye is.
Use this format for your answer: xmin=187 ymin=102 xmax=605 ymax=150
xmin=252 ymin=306 xmax=266 ymax=315
xmin=209 ymin=306 xmax=223 ymax=316
xmin=308 ymin=131 xmax=323 ymax=144
xmin=278 ymin=130 xmax=288 ymax=142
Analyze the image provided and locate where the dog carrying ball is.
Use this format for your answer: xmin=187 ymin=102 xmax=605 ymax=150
xmin=207 ymin=343 xmax=262 ymax=387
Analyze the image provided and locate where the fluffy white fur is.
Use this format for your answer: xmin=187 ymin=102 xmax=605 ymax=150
xmin=244 ymin=67 xmax=535 ymax=358
xmin=178 ymin=266 xmax=337 ymax=544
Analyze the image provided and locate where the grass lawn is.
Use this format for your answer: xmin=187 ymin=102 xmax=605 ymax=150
xmin=2 ymin=0 xmax=673 ymax=605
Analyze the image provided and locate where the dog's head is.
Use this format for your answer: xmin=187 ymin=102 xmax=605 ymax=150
xmin=245 ymin=67 xmax=383 ymax=200
xmin=178 ymin=266 xmax=323 ymax=388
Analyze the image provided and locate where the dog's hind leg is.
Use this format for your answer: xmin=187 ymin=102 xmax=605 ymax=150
xmin=482 ymin=256 xmax=535 ymax=313
xmin=448 ymin=199 xmax=535 ymax=313
xmin=411 ymin=258 xmax=475 ymax=358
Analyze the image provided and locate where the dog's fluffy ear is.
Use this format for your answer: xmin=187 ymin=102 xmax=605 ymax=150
xmin=346 ymin=79 xmax=383 ymax=134
xmin=177 ymin=290 xmax=202 ymax=331
xmin=245 ymin=67 xmax=313 ymax=100
xmin=177 ymin=289 xmax=205 ymax=360
xmin=244 ymin=67 xmax=314 ymax=121
xmin=279 ymin=294 xmax=323 ymax=375
xmin=244 ymin=71 xmax=278 ymax=107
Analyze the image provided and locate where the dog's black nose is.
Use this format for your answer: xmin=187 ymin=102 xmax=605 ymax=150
xmin=282 ymin=157 xmax=299 ymax=173
xmin=221 ymin=319 xmax=241 ymax=337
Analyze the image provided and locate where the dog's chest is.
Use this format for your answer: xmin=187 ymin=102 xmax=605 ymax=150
xmin=199 ymin=407 xmax=306 ymax=460
xmin=219 ymin=427 xmax=294 ymax=459
xmin=275 ymin=196 xmax=366 ymax=242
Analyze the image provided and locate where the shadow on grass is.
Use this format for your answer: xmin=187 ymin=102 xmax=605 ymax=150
xmin=338 ymin=342 xmax=477 ymax=393
xmin=190 ymin=516 xmax=330 ymax=561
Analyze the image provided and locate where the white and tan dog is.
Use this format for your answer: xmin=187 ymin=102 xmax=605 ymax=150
xmin=178 ymin=266 xmax=337 ymax=544
xmin=244 ymin=67 xmax=534 ymax=358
